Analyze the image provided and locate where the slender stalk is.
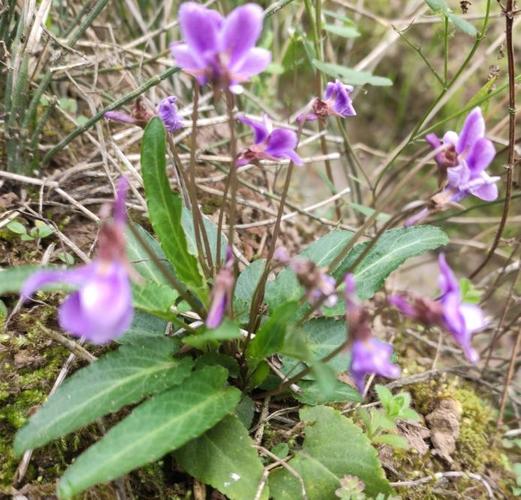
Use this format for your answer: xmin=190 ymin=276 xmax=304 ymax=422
xmin=443 ymin=14 xmax=449 ymax=84
xmin=42 ymin=67 xmax=180 ymax=164
xmin=469 ymin=0 xmax=516 ymax=278
xmin=224 ymin=91 xmax=239 ymax=245
xmin=185 ymin=82 xmax=213 ymax=276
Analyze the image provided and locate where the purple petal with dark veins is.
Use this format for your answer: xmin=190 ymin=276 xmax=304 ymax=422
xmin=466 ymin=137 xmax=495 ymax=175
xmin=220 ymin=3 xmax=264 ymax=66
xmin=178 ymin=2 xmax=222 ymax=57
xmin=238 ymin=114 xmax=270 ymax=144
xmin=457 ymin=107 xmax=485 ymax=154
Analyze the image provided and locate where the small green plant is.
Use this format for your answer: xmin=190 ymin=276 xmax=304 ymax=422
xmin=358 ymin=385 xmax=420 ymax=450
xmin=6 ymin=219 xmax=54 ymax=242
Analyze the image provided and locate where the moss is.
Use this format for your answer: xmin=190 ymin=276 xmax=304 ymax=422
xmin=389 ymin=378 xmax=515 ymax=498
xmin=0 ymin=305 xmax=71 ymax=488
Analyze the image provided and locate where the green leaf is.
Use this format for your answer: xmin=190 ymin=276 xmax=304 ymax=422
xmin=296 ymin=379 xmax=362 ymax=405
xmin=269 ymin=406 xmax=393 ymax=499
xmin=281 ymin=318 xmax=350 ymax=380
xmin=266 ymin=230 xmax=352 ymax=309
xmin=14 ymin=338 xmax=192 ymax=455
xmin=325 ymin=226 xmax=448 ymax=315
xmin=7 ymin=220 xmax=27 ymax=235
xmin=447 ymin=12 xmax=477 ymax=36
xmin=141 ymin=118 xmax=206 ymax=300
xmin=182 ymin=207 xmax=227 ymax=264
xmin=312 ymin=60 xmax=392 ymax=86
xmin=58 ymin=366 xmax=240 ymax=499
xmin=324 ymin=23 xmax=360 ymax=39
xmin=247 ymin=301 xmax=299 ymax=361
xmin=125 ymin=224 xmax=173 ymax=286
xmin=234 ymin=259 xmax=265 ymax=321
xmin=118 ymin=310 xmax=169 ymax=345
xmin=175 ymin=415 xmax=267 ymax=500
xmin=34 ymin=220 xmax=54 ymax=238
xmin=425 ymin=0 xmax=477 ymax=36
xmin=375 ymin=384 xmax=393 ymax=408
xmin=132 ymin=281 xmax=178 ymax=319
xmin=372 ymin=433 xmax=409 ymax=450
xmin=459 ymin=277 xmax=481 ymax=304
xmin=183 ymin=320 xmax=242 ymax=349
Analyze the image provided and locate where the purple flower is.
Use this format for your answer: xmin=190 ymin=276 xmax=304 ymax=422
xmin=298 ymin=80 xmax=356 ymax=123
xmin=170 ymin=2 xmax=271 ymax=92
xmin=350 ymin=338 xmax=401 ymax=393
xmin=389 ymin=254 xmax=486 ymax=363
xmin=426 ymin=107 xmax=499 ymax=203
xmin=438 ymin=254 xmax=485 ymax=363
xmin=206 ymin=248 xmax=235 ymax=329
xmin=344 ymin=274 xmax=400 ymax=392
xmin=236 ymin=114 xmax=303 ymax=167
xmin=156 ymin=96 xmax=183 ymax=132
xmin=21 ymin=178 xmax=133 ymax=344
xmin=105 ymin=96 xmax=183 ymax=133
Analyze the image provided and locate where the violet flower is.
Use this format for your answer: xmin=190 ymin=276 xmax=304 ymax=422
xmin=405 ymin=107 xmax=498 ymax=227
xmin=156 ymin=96 xmax=184 ymax=132
xmin=206 ymin=248 xmax=235 ymax=329
xmin=21 ymin=178 xmax=133 ymax=344
xmin=105 ymin=96 xmax=183 ymax=132
xmin=236 ymin=115 xmax=303 ymax=167
xmin=426 ymin=107 xmax=498 ymax=202
xmin=345 ymin=274 xmax=400 ymax=393
xmin=298 ymin=80 xmax=356 ymax=123
xmin=170 ymin=2 xmax=271 ymax=93
xmin=390 ymin=254 xmax=486 ymax=363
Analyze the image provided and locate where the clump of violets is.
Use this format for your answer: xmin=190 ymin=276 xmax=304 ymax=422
xmin=236 ymin=115 xmax=303 ymax=167
xmin=206 ymin=248 xmax=235 ymax=329
xmin=21 ymin=178 xmax=133 ymax=344
xmin=344 ymin=274 xmax=400 ymax=393
xmin=105 ymin=96 xmax=183 ymax=133
xmin=274 ymin=247 xmax=337 ymax=308
xmin=170 ymin=2 xmax=271 ymax=93
xmin=389 ymin=254 xmax=486 ymax=363
xmin=298 ymin=79 xmax=356 ymax=123
xmin=406 ymin=107 xmax=498 ymax=226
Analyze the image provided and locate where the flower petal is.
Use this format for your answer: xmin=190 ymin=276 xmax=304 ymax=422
xmin=438 ymin=254 xmax=459 ymax=296
xmin=104 ymin=111 xmax=137 ymax=125
xmin=265 ymin=128 xmax=298 ymax=156
xmin=114 ymin=176 xmax=129 ymax=225
xmin=231 ymin=47 xmax=271 ymax=82
xmin=238 ymin=114 xmax=269 ymax=144
xmin=21 ymin=266 xmax=92 ymax=300
xmin=466 ymin=137 xmax=495 ymax=174
xmin=60 ymin=263 xmax=133 ymax=343
xmin=469 ymin=174 xmax=499 ymax=201
xmin=220 ymin=3 xmax=264 ymax=66
xmin=157 ymin=96 xmax=184 ymax=133
xmin=178 ymin=2 xmax=222 ymax=56
xmin=460 ymin=303 xmax=486 ymax=334
xmin=457 ymin=107 xmax=485 ymax=154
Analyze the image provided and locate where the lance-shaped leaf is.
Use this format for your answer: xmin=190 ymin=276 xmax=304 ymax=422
xmin=58 ymin=366 xmax=240 ymax=499
xmin=141 ymin=117 xmax=207 ymax=300
xmin=175 ymin=415 xmax=268 ymax=500
xmin=14 ymin=338 xmax=192 ymax=454
xmin=313 ymin=60 xmax=392 ymax=86
xmin=269 ymin=406 xmax=393 ymax=499
xmin=333 ymin=225 xmax=448 ymax=299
